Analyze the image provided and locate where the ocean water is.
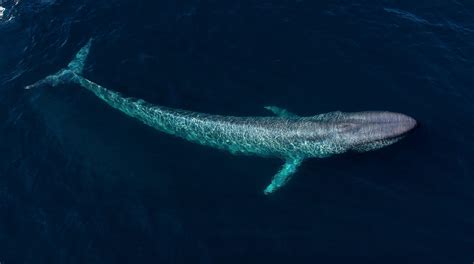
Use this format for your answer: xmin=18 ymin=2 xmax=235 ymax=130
xmin=1 ymin=0 xmax=473 ymax=263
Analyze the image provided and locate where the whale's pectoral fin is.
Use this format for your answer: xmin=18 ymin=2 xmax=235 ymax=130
xmin=264 ymin=106 xmax=299 ymax=117
xmin=264 ymin=158 xmax=303 ymax=195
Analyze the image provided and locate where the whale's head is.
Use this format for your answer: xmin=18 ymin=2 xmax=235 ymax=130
xmin=319 ymin=111 xmax=417 ymax=153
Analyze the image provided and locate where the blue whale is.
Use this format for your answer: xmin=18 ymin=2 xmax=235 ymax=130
xmin=27 ymin=40 xmax=417 ymax=194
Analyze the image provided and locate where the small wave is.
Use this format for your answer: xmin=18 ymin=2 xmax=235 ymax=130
xmin=384 ymin=7 xmax=474 ymax=34
xmin=0 ymin=0 xmax=18 ymax=22
xmin=384 ymin=7 xmax=431 ymax=25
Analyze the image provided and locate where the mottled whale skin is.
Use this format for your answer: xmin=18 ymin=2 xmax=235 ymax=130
xmin=27 ymin=40 xmax=417 ymax=194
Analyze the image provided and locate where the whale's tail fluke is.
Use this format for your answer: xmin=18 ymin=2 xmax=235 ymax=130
xmin=25 ymin=38 xmax=93 ymax=89
xmin=66 ymin=38 xmax=92 ymax=75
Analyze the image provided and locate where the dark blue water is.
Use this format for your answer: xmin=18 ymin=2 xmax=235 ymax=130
xmin=1 ymin=0 xmax=473 ymax=263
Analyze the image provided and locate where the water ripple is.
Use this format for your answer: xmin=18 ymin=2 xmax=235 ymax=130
xmin=384 ymin=7 xmax=474 ymax=33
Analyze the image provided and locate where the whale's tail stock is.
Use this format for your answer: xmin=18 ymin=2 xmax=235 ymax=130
xmin=25 ymin=38 xmax=93 ymax=89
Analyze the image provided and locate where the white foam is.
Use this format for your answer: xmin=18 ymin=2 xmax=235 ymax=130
xmin=0 ymin=6 xmax=5 ymax=19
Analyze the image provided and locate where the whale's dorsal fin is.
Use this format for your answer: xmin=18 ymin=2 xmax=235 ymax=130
xmin=264 ymin=106 xmax=299 ymax=117
xmin=264 ymin=158 xmax=303 ymax=195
